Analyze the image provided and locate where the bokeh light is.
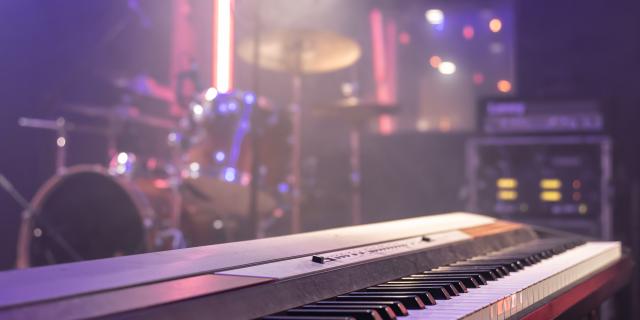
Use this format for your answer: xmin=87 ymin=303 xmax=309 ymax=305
xmin=399 ymin=31 xmax=411 ymax=45
xmin=429 ymin=55 xmax=442 ymax=68
xmin=438 ymin=61 xmax=456 ymax=75
xmin=489 ymin=18 xmax=502 ymax=33
xmin=497 ymin=80 xmax=512 ymax=93
xmin=473 ymin=72 xmax=485 ymax=85
xmin=462 ymin=25 xmax=475 ymax=40
xmin=425 ymin=9 xmax=444 ymax=25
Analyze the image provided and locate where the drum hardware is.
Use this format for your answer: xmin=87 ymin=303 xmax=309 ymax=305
xmin=313 ymin=99 xmax=399 ymax=225
xmin=18 ymin=117 xmax=113 ymax=174
xmin=14 ymin=165 xmax=188 ymax=267
xmin=238 ymin=29 xmax=362 ymax=233
xmin=0 ymin=174 xmax=82 ymax=267
xmin=174 ymin=89 xmax=287 ymax=244
xmin=64 ymin=104 xmax=177 ymax=130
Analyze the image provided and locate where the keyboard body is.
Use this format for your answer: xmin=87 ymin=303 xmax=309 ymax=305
xmin=0 ymin=212 xmax=632 ymax=320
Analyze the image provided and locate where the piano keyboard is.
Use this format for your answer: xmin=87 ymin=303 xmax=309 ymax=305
xmin=264 ymin=240 xmax=621 ymax=320
xmin=0 ymin=212 xmax=631 ymax=320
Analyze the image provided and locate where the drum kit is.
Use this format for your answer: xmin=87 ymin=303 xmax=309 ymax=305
xmin=11 ymin=29 xmax=392 ymax=267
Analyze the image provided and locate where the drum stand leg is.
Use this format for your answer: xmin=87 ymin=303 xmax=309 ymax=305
xmin=290 ymin=75 xmax=302 ymax=234
xmin=349 ymin=127 xmax=362 ymax=225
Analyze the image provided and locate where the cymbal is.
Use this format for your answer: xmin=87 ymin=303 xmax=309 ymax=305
xmin=237 ymin=30 xmax=361 ymax=74
xmin=65 ymin=104 xmax=176 ymax=130
xmin=313 ymin=98 xmax=399 ymax=124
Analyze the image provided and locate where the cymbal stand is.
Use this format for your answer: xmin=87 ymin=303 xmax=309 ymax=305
xmin=18 ymin=117 xmax=68 ymax=174
xmin=289 ymin=39 xmax=305 ymax=234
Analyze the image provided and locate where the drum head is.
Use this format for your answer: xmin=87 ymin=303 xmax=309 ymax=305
xmin=27 ymin=167 xmax=145 ymax=266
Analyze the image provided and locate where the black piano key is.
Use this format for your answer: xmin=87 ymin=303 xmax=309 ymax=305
xmin=451 ymin=264 xmax=509 ymax=276
xmin=452 ymin=262 xmax=515 ymax=273
xmin=376 ymin=283 xmax=460 ymax=296
xmin=467 ymin=259 xmax=525 ymax=270
xmin=334 ymin=295 xmax=426 ymax=310
xmin=473 ymin=256 xmax=532 ymax=267
xmin=386 ymin=280 xmax=467 ymax=293
xmin=284 ymin=309 xmax=382 ymax=320
xmin=420 ymin=272 xmax=489 ymax=284
xmin=425 ymin=269 xmax=496 ymax=281
xmin=434 ymin=266 xmax=502 ymax=279
xmin=314 ymin=301 xmax=408 ymax=316
xmin=401 ymin=275 xmax=481 ymax=288
xmin=432 ymin=266 xmax=504 ymax=280
xmin=263 ymin=317 xmax=356 ymax=320
xmin=348 ymin=291 xmax=437 ymax=305
xmin=365 ymin=286 xmax=452 ymax=300
xmin=302 ymin=305 xmax=396 ymax=320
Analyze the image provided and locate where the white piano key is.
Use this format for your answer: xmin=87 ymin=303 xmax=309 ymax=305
xmin=402 ymin=241 xmax=621 ymax=320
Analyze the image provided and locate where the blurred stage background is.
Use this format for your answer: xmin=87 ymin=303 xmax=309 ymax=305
xmin=0 ymin=0 xmax=639 ymax=316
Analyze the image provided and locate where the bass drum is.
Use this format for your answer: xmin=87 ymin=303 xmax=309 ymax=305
xmin=16 ymin=165 xmax=180 ymax=267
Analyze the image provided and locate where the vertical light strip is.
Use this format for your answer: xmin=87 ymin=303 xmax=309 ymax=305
xmin=369 ymin=8 xmax=387 ymax=100
xmin=213 ymin=0 xmax=234 ymax=92
xmin=370 ymin=8 xmax=393 ymax=135
xmin=379 ymin=19 xmax=398 ymax=134
xmin=385 ymin=20 xmax=397 ymax=104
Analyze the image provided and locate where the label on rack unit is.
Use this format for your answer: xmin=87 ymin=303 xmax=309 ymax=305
xmin=217 ymin=230 xmax=471 ymax=279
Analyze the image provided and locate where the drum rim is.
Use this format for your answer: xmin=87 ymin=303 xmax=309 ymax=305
xmin=15 ymin=164 xmax=153 ymax=268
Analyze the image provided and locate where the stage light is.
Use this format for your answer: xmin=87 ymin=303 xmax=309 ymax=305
xmin=438 ymin=117 xmax=452 ymax=131
xmin=215 ymin=151 xmax=225 ymax=162
xmin=540 ymin=191 xmax=562 ymax=202
xmin=117 ymin=152 xmax=129 ymax=164
xmin=399 ymin=32 xmax=411 ymax=45
xmin=473 ymin=72 xmax=485 ymax=85
xmin=572 ymin=192 xmax=582 ymax=201
xmin=425 ymin=9 xmax=444 ymax=25
xmin=244 ymin=92 xmax=255 ymax=105
xmin=438 ymin=61 xmax=456 ymax=75
xmin=497 ymin=190 xmax=518 ymax=201
xmin=224 ymin=167 xmax=236 ymax=182
xmin=572 ymin=179 xmax=582 ymax=189
xmin=192 ymin=103 xmax=204 ymax=116
xmin=212 ymin=219 xmax=224 ymax=230
xmin=204 ymin=87 xmax=218 ymax=101
xmin=497 ymin=80 xmax=512 ymax=93
xmin=462 ymin=25 xmax=474 ymax=40
xmin=429 ymin=55 xmax=442 ymax=68
xmin=540 ymin=178 xmax=562 ymax=189
xmin=227 ymin=101 xmax=238 ymax=112
xmin=416 ymin=119 xmax=431 ymax=131
xmin=189 ymin=162 xmax=200 ymax=172
xmin=213 ymin=0 xmax=234 ymax=93
xmin=497 ymin=178 xmax=517 ymax=189
xmin=56 ymin=137 xmax=66 ymax=148
xmin=278 ymin=182 xmax=290 ymax=194
xmin=167 ymin=132 xmax=179 ymax=144
xmin=489 ymin=18 xmax=502 ymax=33
xmin=489 ymin=42 xmax=505 ymax=54
xmin=579 ymin=203 xmax=588 ymax=215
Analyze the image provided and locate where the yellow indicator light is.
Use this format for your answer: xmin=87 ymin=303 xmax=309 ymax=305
xmin=497 ymin=178 xmax=518 ymax=189
xmin=540 ymin=179 xmax=562 ymax=189
xmin=579 ymin=203 xmax=588 ymax=215
xmin=540 ymin=191 xmax=562 ymax=202
xmin=497 ymin=190 xmax=518 ymax=201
